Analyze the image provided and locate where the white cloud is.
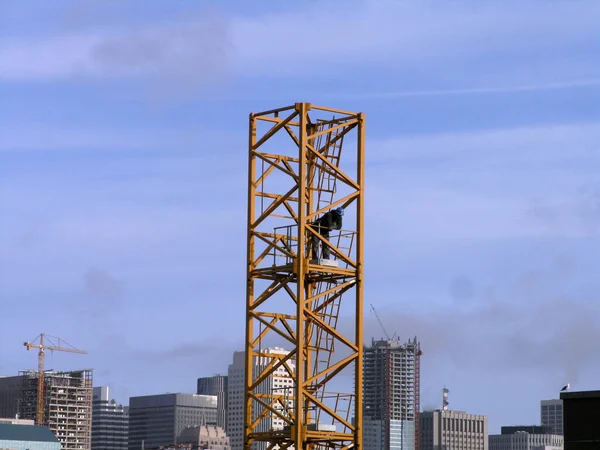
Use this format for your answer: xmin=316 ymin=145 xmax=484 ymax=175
xmin=363 ymin=121 xmax=600 ymax=240
xmin=0 ymin=0 xmax=598 ymax=82
xmin=341 ymin=78 xmax=600 ymax=99
xmin=0 ymin=123 xmax=239 ymax=152
xmin=370 ymin=121 xmax=600 ymax=166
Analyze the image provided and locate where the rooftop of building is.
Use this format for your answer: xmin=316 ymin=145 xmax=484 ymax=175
xmin=560 ymin=389 xmax=600 ymax=400
xmin=0 ymin=424 xmax=60 ymax=443
xmin=0 ymin=418 xmax=35 ymax=426
xmin=500 ymin=425 xmax=553 ymax=435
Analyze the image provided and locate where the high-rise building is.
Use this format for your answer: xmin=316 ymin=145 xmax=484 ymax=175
xmin=197 ymin=375 xmax=228 ymax=430
xmin=420 ymin=410 xmax=488 ymax=450
xmin=363 ymin=338 xmax=422 ymax=450
xmin=489 ymin=426 xmax=563 ymax=450
xmin=227 ymin=348 xmax=295 ymax=450
xmin=540 ymin=400 xmax=563 ymax=435
xmin=92 ymin=387 xmax=128 ymax=450
xmin=19 ymin=370 xmax=93 ymax=450
xmin=128 ymin=393 xmax=217 ymax=450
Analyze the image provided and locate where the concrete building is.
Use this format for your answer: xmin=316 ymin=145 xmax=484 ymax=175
xmin=0 ymin=371 xmax=93 ymax=450
xmin=178 ymin=424 xmax=231 ymax=450
xmin=363 ymin=337 xmax=422 ymax=450
xmin=489 ymin=426 xmax=563 ymax=450
xmin=560 ymin=389 xmax=600 ymax=449
xmin=91 ymin=387 xmax=128 ymax=450
xmin=197 ymin=376 xmax=228 ymax=430
xmin=420 ymin=410 xmax=488 ymax=450
xmin=227 ymin=348 xmax=295 ymax=450
xmin=128 ymin=393 xmax=217 ymax=450
xmin=18 ymin=370 xmax=93 ymax=450
xmin=0 ymin=423 xmax=61 ymax=450
xmin=0 ymin=375 xmax=24 ymax=419
xmin=540 ymin=400 xmax=563 ymax=435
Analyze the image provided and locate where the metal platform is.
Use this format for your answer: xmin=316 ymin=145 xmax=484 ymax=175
xmin=310 ymin=258 xmax=339 ymax=267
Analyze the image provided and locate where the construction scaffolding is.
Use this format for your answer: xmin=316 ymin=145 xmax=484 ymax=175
xmin=19 ymin=369 xmax=93 ymax=450
xmin=363 ymin=339 xmax=422 ymax=450
xmin=244 ymin=103 xmax=365 ymax=450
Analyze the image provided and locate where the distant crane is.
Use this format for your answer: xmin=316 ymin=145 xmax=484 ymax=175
xmin=23 ymin=333 xmax=87 ymax=425
xmin=370 ymin=303 xmax=394 ymax=340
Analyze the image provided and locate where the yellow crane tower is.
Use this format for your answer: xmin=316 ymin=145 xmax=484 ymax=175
xmin=245 ymin=103 xmax=365 ymax=450
xmin=23 ymin=333 xmax=87 ymax=425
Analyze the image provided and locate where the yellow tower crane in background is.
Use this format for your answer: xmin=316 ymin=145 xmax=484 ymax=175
xmin=23 ymin=333 xmax=87 ymax=425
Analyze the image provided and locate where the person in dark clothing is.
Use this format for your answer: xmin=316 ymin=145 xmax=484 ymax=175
xmin=311 ymin=207 xmax=344 ymax=260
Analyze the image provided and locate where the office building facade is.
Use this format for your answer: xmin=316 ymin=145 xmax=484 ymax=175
xmin=363 ymin=338 xmax=422 ymax=450
xmin=92 ymin=387 xmax=128 ymax=450
xmin=420 ymin=410 xmax=488 ymax=450
xmin=489 ymin=427 xmax=563 ymax=450
xmin=540 ymin=400 xmax=563 ymax=436
xmin=227 ymin=348 xmax=295 ymax=450
xmin=196 ymin=375 xmax=228 ymax=430
xmin=128 ymin=393 xmax=217 ymax=450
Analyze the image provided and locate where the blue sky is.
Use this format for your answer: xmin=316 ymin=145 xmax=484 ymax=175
xmin=1 ymin=0 xmax=599 ymax=434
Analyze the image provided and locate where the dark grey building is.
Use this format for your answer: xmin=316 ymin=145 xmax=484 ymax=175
xmin=128 ymin=393 xmax=217 ymax=450
xmin=92 ymin=387 xmax=128 ymax=450
xmin=196 ymin=375 xmax=228 ymax=430
xmin=0 ymin=375 xmax=23 ymax=418
xmin=560 ymin=389 xmax=600 ymax=449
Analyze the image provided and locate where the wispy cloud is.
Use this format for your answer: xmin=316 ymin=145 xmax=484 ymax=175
xmin=370 ymin=121 xmax=600 ymax=167
xmin=0 ymin=123 xmax=239 ymax=152
xmin=341 ymin=78 xmax=600 ymax=99
xmin=1 ymin=0 xmax=598 ymax=83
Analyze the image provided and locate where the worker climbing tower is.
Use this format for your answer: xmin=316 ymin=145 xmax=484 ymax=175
xmin=245 ymin=103 xmax=365 ymax=450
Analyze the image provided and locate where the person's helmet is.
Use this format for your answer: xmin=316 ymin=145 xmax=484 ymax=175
xmin=334 ymin=207 xmax=344 ymax=216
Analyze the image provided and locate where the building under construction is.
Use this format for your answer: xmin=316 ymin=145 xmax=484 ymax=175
xmin=19 ymin=369 xmax=93 ymax=450
xmin=363 ymin=338 xmax=422 ymax=450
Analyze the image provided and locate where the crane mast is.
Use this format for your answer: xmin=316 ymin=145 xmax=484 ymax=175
xmin=244 ymin=103 xmax=365 ymax=450
xmin=23 ymin=333 xmax=87 ymax=425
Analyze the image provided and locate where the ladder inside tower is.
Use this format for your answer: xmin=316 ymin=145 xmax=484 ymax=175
xmin=308 ymin=119 xmax=356 ymax=431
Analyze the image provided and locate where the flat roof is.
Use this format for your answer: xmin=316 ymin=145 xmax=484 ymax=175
xmin=0 ymin=424 xmax=59 ymax=443
xmin=560 ymin=390 xmax=600 ymax=400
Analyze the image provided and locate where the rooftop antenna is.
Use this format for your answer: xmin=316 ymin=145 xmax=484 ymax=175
xmin=442 ymin=387 xmax=449 ymax=411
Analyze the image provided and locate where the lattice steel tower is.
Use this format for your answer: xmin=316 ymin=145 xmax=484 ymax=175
xmin=245 ymin=103 xmax=365 ymax=450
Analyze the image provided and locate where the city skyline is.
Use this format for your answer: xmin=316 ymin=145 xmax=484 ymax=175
xmin=1 ymin=0 xmax=599 ymax=436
